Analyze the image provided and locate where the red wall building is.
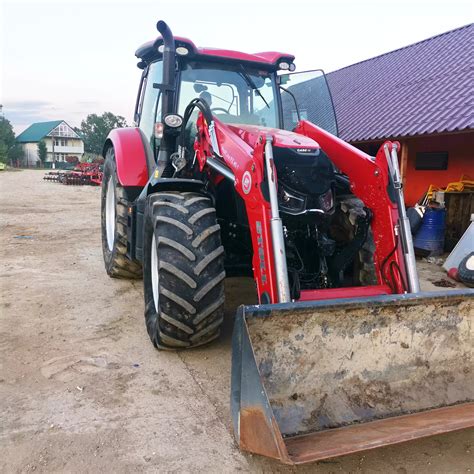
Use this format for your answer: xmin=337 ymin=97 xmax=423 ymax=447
xmin=355 ymin=131 xmax=473 ymax=205
xmin=327 ymin=24 xmax=473 ymax=206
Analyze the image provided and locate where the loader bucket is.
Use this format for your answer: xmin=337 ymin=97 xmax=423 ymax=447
xmin=231 ymin=290 xmax=474 ymax=464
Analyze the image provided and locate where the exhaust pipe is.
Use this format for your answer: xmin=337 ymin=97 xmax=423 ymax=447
xmin=156 ymin=20 xmax=176 ymax=119
xmin=153 ymin=20 xmax=177 ymax=177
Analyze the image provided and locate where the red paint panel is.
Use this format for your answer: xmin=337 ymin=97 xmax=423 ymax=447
xmin=299 ymin=286 xmax=391 ymax=302
xmin=197 ymin=48 xmax=294 ymax=66
xmin=226 ymin=124 xmax=319 ymax=150
xmin=106 ymin=128 xmax=149 ymax=187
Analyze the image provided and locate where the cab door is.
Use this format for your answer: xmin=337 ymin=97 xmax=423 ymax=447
xmin=279 ymin=70 xmax=338 ymax=136
xmin=137 ymin=60 xmax=164 ymax=156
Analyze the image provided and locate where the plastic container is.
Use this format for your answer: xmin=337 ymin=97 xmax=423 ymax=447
xmin=413 ymin=207 xmax=446 ymax=256
xmin=407 ymin=205 xmax=425 ymax=235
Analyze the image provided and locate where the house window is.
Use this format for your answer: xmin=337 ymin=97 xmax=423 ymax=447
xmin=49 ymin=123 xmax=79 ymax=138
xmin=415 ymin=152 xmax=448 ymax=170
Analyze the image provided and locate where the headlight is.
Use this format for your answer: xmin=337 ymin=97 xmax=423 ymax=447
xmin=164 ymin=114 xmax=183 ymax=128
xmin=278 ymin=184 xmax=306 ymax=214
xmin=176 ymin=46 xmax=189 ymax=56
xmin=278 ymin=61 xmax=296 ymax=71
xmin=319 ymin=188 xmax=334 ymax=212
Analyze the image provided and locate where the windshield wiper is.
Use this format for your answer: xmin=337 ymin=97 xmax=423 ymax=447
xmin=239 ymin=65 xmax=270 ymax=109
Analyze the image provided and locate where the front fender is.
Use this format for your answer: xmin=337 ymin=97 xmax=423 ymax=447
xmin=103 ymin=128 xmax=149 ymax=187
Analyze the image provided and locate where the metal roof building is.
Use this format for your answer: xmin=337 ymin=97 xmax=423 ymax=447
xmin=326 ymin=23 xmax=473 ymax=143
xmin=16 ymin=121 xmax=64 ymax=143
xmin=326 ymin=24 xmax=473 ymax=210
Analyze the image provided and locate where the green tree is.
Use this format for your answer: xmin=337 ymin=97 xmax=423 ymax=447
xmin=0 ymin=142 xmax=8 ymax=164
xmin=0 ymin=116 xmax=23 ymax=164
xmin=77 ymin=112 xmax=127 ymax=155
xmin=37 ymin=140 xmax=48 ymax=165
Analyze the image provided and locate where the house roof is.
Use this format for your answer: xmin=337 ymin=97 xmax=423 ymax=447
xmin=326 ymin=24 xmax=473 ymax=142
xmin=16 ymin=120 xmax=63 ymax=143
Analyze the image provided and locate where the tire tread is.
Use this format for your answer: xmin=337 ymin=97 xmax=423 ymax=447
xmin=144 ymin=191 xmax=225 ymax=349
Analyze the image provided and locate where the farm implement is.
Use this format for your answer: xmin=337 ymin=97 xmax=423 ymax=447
xmin=44 ymin=162 xmax=103 ymax=186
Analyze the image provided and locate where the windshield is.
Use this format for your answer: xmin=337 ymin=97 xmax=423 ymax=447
xmin=280 ymin=70 xmax=338 ymax=136
xmin=178 ymin=61 xmax=279 ymax=128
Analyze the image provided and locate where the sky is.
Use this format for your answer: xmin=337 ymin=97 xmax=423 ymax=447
xmin=1 ymin=0 xmax=472 ymax=134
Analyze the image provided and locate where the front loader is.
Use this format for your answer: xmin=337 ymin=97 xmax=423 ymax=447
xmin=101 ymin=21 xmax=473 ymax=464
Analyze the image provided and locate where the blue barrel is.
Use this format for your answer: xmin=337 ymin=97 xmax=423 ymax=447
xmin=414 ymin=208 xmax=446 ymax=255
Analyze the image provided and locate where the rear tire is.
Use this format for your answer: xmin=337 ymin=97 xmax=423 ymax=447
xmin=101 ymin=147 xmax=142 ymax=279
xmin=143 ymin=191 xmax=225 ymax=349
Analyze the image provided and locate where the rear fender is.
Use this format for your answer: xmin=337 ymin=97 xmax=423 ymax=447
xmin=103 ymin=128 xmax=151 ymax=187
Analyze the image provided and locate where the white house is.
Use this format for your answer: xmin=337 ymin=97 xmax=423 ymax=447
xmin=16 ymin=120 xmax=84 ymax=166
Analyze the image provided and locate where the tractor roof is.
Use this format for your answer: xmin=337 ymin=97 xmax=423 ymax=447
xmin=135 ymin=36 xmax=295 ymax=70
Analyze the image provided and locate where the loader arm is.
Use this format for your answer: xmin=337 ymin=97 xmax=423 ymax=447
xmin=195 ymin=114 xmax=407 ymax=304
xmin=194 ymin=114 xmax=280 ymax=303
xmin=295 ymin=120 xmax=407 ymax=293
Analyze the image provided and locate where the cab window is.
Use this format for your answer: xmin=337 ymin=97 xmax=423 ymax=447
xmin=178 ymin=61 xmax=278 ymax=128
xmin=139 ymin=60 xmax=164 ymax=147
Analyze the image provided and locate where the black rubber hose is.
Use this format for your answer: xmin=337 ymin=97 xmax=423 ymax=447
xmin=179 ymin=98 xmax=214 ymax=150
xmin=380 ymin=235 xmax=407 ymax=293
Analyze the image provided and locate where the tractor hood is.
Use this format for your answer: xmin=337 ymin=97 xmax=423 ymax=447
xmin=226 ymin=124 xmax=335 ymax=197
xmin=226 ymin=124 xmax=320 ymax=151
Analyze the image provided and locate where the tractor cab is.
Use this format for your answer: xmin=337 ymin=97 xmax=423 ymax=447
xmin=133 ymin=29 xmax=338 ymax=161
xmin=132 ymin=23 xmax=345 ymax=288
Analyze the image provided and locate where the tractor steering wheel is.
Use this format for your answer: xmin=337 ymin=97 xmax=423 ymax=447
xmin=211 ymin=107 xmax=231 ymax=115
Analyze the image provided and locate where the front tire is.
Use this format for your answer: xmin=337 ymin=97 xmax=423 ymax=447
xmin=101 ymin=147 xmax=142 ymax=279
xmin=143 ymin=191 xmax=226 ymax=349
xmin=331 ymin=196 xmax=378 ymax=286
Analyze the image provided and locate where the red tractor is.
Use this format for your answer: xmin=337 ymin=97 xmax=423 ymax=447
xmin=101 ymin=21 xmax=473 ymax=464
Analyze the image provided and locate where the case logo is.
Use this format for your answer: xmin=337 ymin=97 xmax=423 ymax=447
xmin=242 ymin=171 xmax=252 ymax=194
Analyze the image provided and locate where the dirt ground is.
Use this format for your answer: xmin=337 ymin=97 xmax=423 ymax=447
xmin=1 ymin=169 xmax=472 ymax=473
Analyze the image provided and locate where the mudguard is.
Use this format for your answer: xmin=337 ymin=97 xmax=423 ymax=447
xmin=103 ymin=128 xmax=150 ymax=187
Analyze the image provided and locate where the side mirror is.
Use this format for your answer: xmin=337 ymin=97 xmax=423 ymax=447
xmin=193 ymin=83 xmax=208 ymax=93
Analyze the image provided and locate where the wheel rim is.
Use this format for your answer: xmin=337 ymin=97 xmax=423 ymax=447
xmin=151 ymin=233 xmax=159 ymax=313
xmin=466 ymin=255 xmax=474 ymax=271
xmin=105 ymin=177 xmax=115 ymax=251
